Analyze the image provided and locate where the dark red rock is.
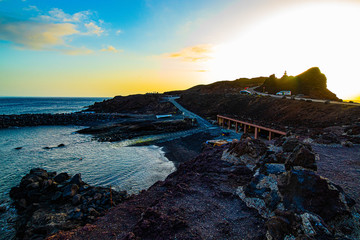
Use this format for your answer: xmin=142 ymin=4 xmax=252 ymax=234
xmin=285 ymin=145 xmax=317 ymax=171
xmin=282 ymin=138 xmax=302 ymax=152
xmin=347 ymin=125 xmax=360 ymax=135
xmin=278 ymin=169 xmax=353 ymax=222
xmin=10 ymin=168 xmax=127 ymax=239
xmin=228 ymin=137 xmax=267 ymax=158
xmin=266 ymin=216 xmax=291 ymax=240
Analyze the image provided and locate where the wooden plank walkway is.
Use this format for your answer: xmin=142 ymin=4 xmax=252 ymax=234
xmin=217 ymin=115 xmax=286 ymax=140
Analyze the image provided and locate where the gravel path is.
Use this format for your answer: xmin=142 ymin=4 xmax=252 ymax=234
xmin=313 ymin=144 xmax=360 ymax=205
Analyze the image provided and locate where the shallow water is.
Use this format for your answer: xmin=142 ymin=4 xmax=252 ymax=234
xmin=0 ymin=125 xmax=176 ymax=239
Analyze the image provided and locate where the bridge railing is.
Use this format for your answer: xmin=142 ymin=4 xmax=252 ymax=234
xmin=217 ymin=115 xmax=286 ymax=140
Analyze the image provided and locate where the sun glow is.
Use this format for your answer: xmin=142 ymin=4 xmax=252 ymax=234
xmin=204 ymin=2 xmax=360 ymax=100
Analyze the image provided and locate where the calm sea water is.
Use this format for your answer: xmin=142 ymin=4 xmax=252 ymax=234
xmin=0 ymin=97 xmax=108 ymax=115
xmin=0 ymin=98 xmax=176 ymax=239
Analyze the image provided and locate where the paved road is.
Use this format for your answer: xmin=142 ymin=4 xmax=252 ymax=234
xmin=248 ymin=87 xmax=360 ymax=106
xmin=117 ymin=97 xmax=234 ymax=146
xmin=168 ymin=97 xmax=214 ymax=128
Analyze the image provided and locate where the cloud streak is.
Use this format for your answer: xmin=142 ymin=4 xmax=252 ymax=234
xmin=0 ymin=7 xmax=106 ymax=54
xmin=0 ymin=21 xmax=78 ymax=49
xmin=166 ymin=44 xmax=213 ymax=62
xmin=37 ymin=8 xmax=92 ymax=23
xmin=101 ymin=45 xmax=122 ymax=53
xmin=84 ymin=22 xmax=104 ymax=36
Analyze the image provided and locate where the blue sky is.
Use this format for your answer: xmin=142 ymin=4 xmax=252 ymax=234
xmin=0 ymin=0 xmax=359 ymax=99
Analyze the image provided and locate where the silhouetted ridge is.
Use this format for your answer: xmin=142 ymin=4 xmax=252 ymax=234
xmin=165 ymin=77 xmax=267 ymax=95
xmin=256 ymin=67 xmax=339 ymax=100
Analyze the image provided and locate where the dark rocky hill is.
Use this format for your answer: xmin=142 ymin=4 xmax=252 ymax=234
xmin=177 ymin=77 xmax=267 ymax=94
xmin=255 ymin=67 xmax=339 ymax=100
xmin=84 ymin=67 xmax=341 ymax=117
xmin=84 ymin=78 xmax=266 ymax=114
xmin=84 ymin=94 xmax=178 ymax=114
xmin=178 ymin=93 xmax=360 ymax=131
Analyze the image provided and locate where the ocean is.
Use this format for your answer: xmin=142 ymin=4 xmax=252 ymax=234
xmin=0 ymin=97 xmax=109 ymax=115
xmin=0 ymin=97 xmax=176 ymax=239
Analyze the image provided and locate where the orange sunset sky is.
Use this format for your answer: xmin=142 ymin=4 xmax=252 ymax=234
xmin=0 ymin=0 xmax=359 ymax=100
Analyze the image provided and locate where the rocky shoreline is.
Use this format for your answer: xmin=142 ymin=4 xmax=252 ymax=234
xmin=4 ymin=88 xmax=360 ymax=239
xmin=9 ymin=168 xmax=128 ymax=240
xmin=0 ymin=113 xmax=128 ymax=129
xmin=77 ymin=117 xmax=197 ymax=142
xmin=45 ymin=135 xmax=360 ymax=239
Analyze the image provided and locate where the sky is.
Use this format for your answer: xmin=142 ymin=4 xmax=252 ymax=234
xmin=0 ymin=0 xmax=359 ymax=99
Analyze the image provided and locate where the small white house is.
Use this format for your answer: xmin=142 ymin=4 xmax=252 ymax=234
xmin=276 ymin=90 xmax=291 ymax=96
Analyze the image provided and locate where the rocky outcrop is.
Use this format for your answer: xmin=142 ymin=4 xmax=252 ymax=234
xmin=48 ymin=145 xmax=267 ymax=240
xmin=278 ymin=169 xmax=355 ymax=222
xmin=255 ymin=67 xmax=339 ymax=100
xmin=10 ymin=168 xmax=127 ymax=239
xmin=84 ymin=94 xmax=179 ymax=114
xmin=178 ymin=92 xmax=360 ymax=131
xmin=77 ymin=118 xmax=196 ymax=142
xmin=222 ymin=137 xmax=360 ymax=239
xmin=166 ymin=77 xmax=266 ymax=95
xmin=0 ymin=113 xmax=125 ymax=129
xmin=312 ymin=124 xmax=360 ymax=145
xmin=284 ymin=144 xmax=318 ymax=171
xmin=221 ymin=136 xmax=267 ymax=170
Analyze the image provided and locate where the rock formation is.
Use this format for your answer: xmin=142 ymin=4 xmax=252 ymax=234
xmin=10 ymin=168 xmax=127 ymax=239
xmin=222 ymin=137 xmax=360 ymax=239
xmin=255 ymin=67 xmax=339 ymax=100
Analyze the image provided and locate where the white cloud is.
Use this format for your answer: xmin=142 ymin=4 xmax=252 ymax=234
xmin=100 ymin=45 xmax=122 ymax=53
xmin=37 ymin=8 xmax=91 ymax=23
xmin=0 ymin=7 xmax=108 ymax=54
xmin=36 ymin=8 xmax=104 ymax=36
xmin=84 ymin=22 xmax=104 ymax=36
xmin=23 ymin=5 xmax=39 ymax=12
xmin=116 ymin=29 xmax=123 ymax=35
xmin=60 ymin=47 xmax=93 ymax=55
xmin=166 ymin=44 xmax=213 ymax=62
xmin=0 ymin=21 xmax=78 ymax=49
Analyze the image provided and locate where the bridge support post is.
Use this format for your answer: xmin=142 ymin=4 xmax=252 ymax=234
xmin=235 ymin=122 xmax=238 ymax=133
xmin=268 ymin=132 xmax=272 ymax=140
xmin=244 ymin=124 xmax=247 ymax=133
xmin=228 ymin=120 xmax=230 ymax=129
xmin=255 ymin=127 xmax=258 ymax=139
xmin=222 ymin=119 xmax=224 ymax=128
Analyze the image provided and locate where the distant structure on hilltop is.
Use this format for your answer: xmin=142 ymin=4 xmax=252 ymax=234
xmin=255 ymin=67 xmax=339 ymax=101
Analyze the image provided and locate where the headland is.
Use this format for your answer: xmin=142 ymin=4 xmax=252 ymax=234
xmin=4 ymin=67 xmax=360 ymax=239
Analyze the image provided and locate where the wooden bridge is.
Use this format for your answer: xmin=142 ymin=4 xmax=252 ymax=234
xmin=217 ymin=115 xmax=286 ymax=140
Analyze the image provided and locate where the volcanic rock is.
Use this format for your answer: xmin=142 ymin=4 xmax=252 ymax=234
xmin=54 ymin=172 xmax=70 ymax=183
xmin=62 ymin=184 xmax=79 ymax=198
xmin=282 ymin=137 xmax=302 ymax=152
xmin=9 ymin=168 xmax=128 ymax=239
xmin=285 ymin=144 xmax=318 ymax=171
xmin=278 ymin=168 xmax=354 ymax=222
xmin=255 ymin=67 xmax=339 ymax=100
xmin=69 ymin=173 xmax=83 ymax=186
xmin=222 ymin=137 xmax=268 ymax=170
